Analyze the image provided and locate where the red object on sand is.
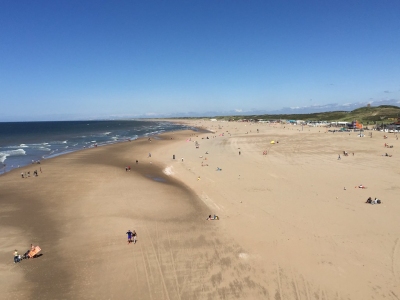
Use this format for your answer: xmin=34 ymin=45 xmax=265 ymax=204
xmin=28 ymin=246 xmax=41 ymax=258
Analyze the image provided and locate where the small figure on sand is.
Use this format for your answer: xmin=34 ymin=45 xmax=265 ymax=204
xmin=338 ymin=154 xmax=341 ymax=160
xmin=366 ymin=197 xmax=381 ymax=204
xmin=207 ymin=214 xmax=219 ymax=220
xmin=126 ymin=230 xmax=133 ymax=244
xmin=14 ymin=250 xmax=20 ymax=263
xmin=132 ymin=230 xmax=137 ymax=244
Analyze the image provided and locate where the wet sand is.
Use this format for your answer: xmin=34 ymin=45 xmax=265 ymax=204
xmin=1 ymin=122 xmax=400 ymax=299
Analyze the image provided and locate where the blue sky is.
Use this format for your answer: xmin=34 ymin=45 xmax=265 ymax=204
xmin=1 ymin=1 xmax=399 ymax=121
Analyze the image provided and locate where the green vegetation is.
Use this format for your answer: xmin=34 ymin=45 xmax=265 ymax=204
xmin=212 ymin=105 xmax=400 ymax=124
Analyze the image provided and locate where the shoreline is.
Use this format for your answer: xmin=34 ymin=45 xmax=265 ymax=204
xmin=0 ymin=119 xmax=196 ymax=176
xmin=1 ymin=120 xmax=400 ymax=299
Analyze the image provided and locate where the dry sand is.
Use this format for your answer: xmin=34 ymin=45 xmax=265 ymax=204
xmin=1 ymin=121 xmax=400 ymax=299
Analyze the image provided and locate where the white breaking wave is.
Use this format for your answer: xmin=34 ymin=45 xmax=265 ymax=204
xmin=0 ymin=149 xmax=26 ymax=163
xmin=50 ymin=140 xmax=68 ymax=145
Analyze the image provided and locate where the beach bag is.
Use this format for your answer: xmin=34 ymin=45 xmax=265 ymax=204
xmin=377 ymin=200 xmax=381 ymax=204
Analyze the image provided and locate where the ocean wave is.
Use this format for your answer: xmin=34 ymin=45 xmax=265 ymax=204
xmin=37 ymin=147 xmax=51 ymax=151
xmin=4 ymin=144 xmax=28 ymax=149
xmin=51 ymin=140 xmax=68 ymax=145
xmin=127 ymin=135 xmax=138 ymax=140
xmin=0 ymin=149 xmax=26 ymax=163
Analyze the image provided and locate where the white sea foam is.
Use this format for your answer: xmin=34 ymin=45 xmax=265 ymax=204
xmin=0 ymin=149 xmax=26 ymax=163
xmin=0 ymin=154 xmax=7 ymax=163
xmin=51 ymin=140 xmax=68 ymax=145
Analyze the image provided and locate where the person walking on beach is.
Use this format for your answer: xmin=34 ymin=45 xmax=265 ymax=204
xmin=338 ymin=154 xmax=341 ymax=160
xmin=132 ymin=230 xmax=137 ymax=244
xmin=126 ymin=230 xmax=133 ymax=244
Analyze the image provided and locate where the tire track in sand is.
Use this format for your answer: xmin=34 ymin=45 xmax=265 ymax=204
xmin=145 ymin=227 xmax=171 ymax=300
xmin=140 ymin=242 xmax=153 ymax=300
xmin=392 ymin=238 xmax=400 ymax=283
xmin=276 ymin=263 xmax=283 ymax=300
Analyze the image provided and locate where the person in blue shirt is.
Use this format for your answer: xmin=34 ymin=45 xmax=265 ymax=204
xmin=126 ymin=230 xmax=133 ymax=244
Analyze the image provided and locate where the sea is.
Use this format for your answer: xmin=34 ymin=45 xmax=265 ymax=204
xmin=0 ymin=120 xmax=191 ymax=174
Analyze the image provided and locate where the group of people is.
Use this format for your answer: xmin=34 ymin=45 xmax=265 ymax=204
xmin=207 ymin=214 xmax=219 ymax=220
xmin=13 ymin=244 xmax=39 ymax=263
xmin=21 ymin=169 xmax=40 ymax=178
xmin=126 ymin=230 xmax=137 ymax=244
xmin=366 ymin=197 xmax=382 ymax=205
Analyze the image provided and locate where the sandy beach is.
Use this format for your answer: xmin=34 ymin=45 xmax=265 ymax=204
xmin=1 ymin=120 xmax=400 ymax=299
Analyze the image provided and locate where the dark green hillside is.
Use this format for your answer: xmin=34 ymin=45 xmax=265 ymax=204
xmin=211 ymin=105 xmax=400 ymax=124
